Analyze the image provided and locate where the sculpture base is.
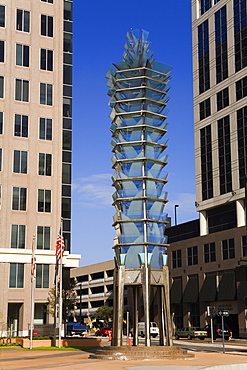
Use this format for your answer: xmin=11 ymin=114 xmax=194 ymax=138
xmin=89 ymin=345 xmax=194 ymax=361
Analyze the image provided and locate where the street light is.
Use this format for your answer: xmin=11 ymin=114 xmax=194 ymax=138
xmin=174 ymin=204 xmax=179 ymax=226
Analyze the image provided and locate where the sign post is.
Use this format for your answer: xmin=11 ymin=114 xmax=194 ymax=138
xmin=207 ymin=306 xmax=216 ymax=343
xmin=217 ymin=310 xmax=229 ymax=353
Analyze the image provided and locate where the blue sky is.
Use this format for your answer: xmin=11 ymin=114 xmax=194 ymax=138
xmin=71 ymin=0 xmax=198 ymax=266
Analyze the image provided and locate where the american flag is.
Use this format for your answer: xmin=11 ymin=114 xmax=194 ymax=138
xmin=55 ymin=233 xmax=65 ymax=261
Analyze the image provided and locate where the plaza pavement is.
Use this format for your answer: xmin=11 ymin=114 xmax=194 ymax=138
xmin=1 ymin=342 xmax=247 ymax=370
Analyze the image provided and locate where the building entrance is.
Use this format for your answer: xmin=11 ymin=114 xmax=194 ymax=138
xmin=7 ymin=303 xmax=22 ymax=337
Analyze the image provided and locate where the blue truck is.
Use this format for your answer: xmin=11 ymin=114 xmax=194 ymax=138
xmin=66 ymin=323 xmax=88 ymax=337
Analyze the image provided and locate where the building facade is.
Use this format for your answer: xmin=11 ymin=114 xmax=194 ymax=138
xmin=168 ymin=0 xmax=247 ymax=338
xmin=0 ymin=0 xmax=79 ymax=337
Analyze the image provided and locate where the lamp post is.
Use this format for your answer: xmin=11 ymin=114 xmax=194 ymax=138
xmin=174 ymin=204 xmax=179 ymax=226
xmin=79 ymin=283 xmax=82 ymax=324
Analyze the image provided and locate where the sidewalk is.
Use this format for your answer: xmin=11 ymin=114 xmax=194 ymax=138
xmin=1 ymin=346 xmax=247 ymax=370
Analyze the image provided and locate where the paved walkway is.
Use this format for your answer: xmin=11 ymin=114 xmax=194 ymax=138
xmin=1 ymin=347 xmax=247 ymax=370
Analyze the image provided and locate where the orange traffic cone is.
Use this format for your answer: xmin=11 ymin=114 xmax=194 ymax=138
xmin=108 ymin=332 xmax=112 ymax=342
xmin=128 ymin=332 xmax=133 ymax=346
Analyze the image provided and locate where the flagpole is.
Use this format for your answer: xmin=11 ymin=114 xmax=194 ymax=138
xmin=58 ymin=218 xmax=63 ymax=348
xmin=30 ymin=234 xmax=36 ymax=349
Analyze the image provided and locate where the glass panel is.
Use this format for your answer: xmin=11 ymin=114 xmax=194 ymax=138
xmin=0 ymin=111 xmax=3 ymax=134
xmin=13 ymin=150 xmax=20 ymax=173
xmin=19 ymin=225 xmax=25 ymax=248
xmin=45 ymin=190 xmax=51 ymax=212
xmin=16 ymin=9 xmax=22 ymax=31
xmin=17 ymin=264 xmax=24 ymax=288
xmin=0 ymin=76 xmax=4 ymax=98
xmin=20 ymin=187 xmax=26 ymax=210
xmin=38 ymin=189 xmax=44 ymax=211
xmin=44 ymin=227 xmax=50 ymax=250
xmin=22 ymin=115 xmax=28 ymax=137
xmin=14 ymin=114 xmax=21 ymax=136
xmin=40 ymin=83 xmax=46 ymax=104
xmin=9 ymin=264 xmax=16 ymax=287
xmin=0 ymin=5 xmax=5 ymax=27
xmin=62 ymin=163 xmax=71 ymax=184
xmin=11 ymin=225 xmax=18 ymax=248
xmin=23 ymin=80 xmax=29 ymax=102
xmin=12 ymin=187 xmax=19 ymax=210
xmin=21 ymin=151 xmax=27 ymax=173
xmin=23 ymin=45 xmax=29 ymax=67
xmin=47 ymin=84 xmax=52 ymax=105
xmin=36 ymin=264 xmax=42 ymax=288
xmin=39 ymin=118 xmax=45 ymax=139
xmin=37 ymin=226 xmax=43 ymax=249
xmin=24 ymin=11 xmax=30 ymax=32
xmin=48 ymin=16 xmax=53 ymax=37
xmin=16 ymin=44 xmax=22 ymax=66
xmin=47 ymin=119 xmax=52 ymax=140
xmin=39 ymin=153 xmax=45 ymax=175
xmin=43 ymin=265 xmax=49 ymax=288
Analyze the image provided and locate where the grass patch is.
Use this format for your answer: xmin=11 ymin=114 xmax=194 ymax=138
xmin=21 ymin=346 xmax=99 ymax=351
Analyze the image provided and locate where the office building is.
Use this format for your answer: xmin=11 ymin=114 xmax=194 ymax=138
xmin=168 ymin=0 xmax=247 ymax=338
xmin=0 ymin=0 xmax=80 ymax=337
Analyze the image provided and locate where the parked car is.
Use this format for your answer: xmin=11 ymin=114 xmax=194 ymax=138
xmin=203 ymin=324 xmax=231 ymax=340
xmin=95 ymin=327 xmax=112 ymax=337
xmin=175 ymin=327 xmax=208 ymax=340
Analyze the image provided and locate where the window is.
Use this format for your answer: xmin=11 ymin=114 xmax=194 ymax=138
xmin=0 ymin=40 xmax=4 ymax=63
xmin=40 ymin=49 xmax=53 ymax=71
xmin=200 ymin=0 xmax=211 ymax=15
xmin=11 ymin=225 xmax=25 ymax=249
xmin=222 ymin=238 xmax=235 ymax=260
xmin=40 ymin=83 xmax=52 ymax=105
xmin=234 ymin=0 xmax=247 ymax=72
xmin=236 ymin=76 xmax=247 ymax=101
xmin=16 ymin=9 xmax=30 ymax=32
xmin=38 ymin=153 xmax=52 ymax=176
xmin=63 ymin=97 xmax=72 ymax=117
xmin=199 ymin=98 xmax=211 ymax=120
xmin=36 ymin=264 xmax=49 ymax=288
xmin=242 ymin=236 xmax=247 ymax=257
xmin=217 ymin=87 xmax=229 ymax=111
xmin=200 ymin=125 xmax=213 ymax=200
xmin=0 ymin=76 xmax=4 ymax=98
xmin=204 ymin=242 xmax=216 ymax=263
xmin=15 ymin=79 xmax=29 ymax=102
xmin=218 ymin=116 xmax=232 ymax=194
xmin=64 ymin=1 xmax=72 ymax=21
xmin=172 ymin=249 xmax=182 ymax=268
xmin=9 ymin=263 xmax=24 ymax=288
xmin=41 ymin=15 xmax=53 ymax=37
xmin=0 ymin=5 xmax=5 ymax=27
xmin=0 ymin=111 xmax=3 ymax=134
xmin=38 ymin=189 xmax=51 ymax=212
xmin=215 ymin=6 xmax=228 ymax=83
xmin=39 ymin=118 xmax=52 ymax=140
xmin=0 ymin=148 xmax=2 ymax=171
xmin=41 ymin=0 xmax=53 ymax=2
xmin=207 ymin=202 xmax=237 ymax=234
xmin=13 ymin=150 xmax=28 ymax=174
xmin=198 ymin=20 xmax=210 ymax=94
xmin=14 ymin=114 xmax=28 ymax=137
xmin=237 ymin=106 xmax=247 ymax=188
xmin=16 ymin=44 xmax=29 ymax=67
xmin=187 ymin=246 xmax=198 ymax=266
xmin=12 ymin=187 xmax=27 ymax=211
xmin=37 ymin=226 xmax=50 ymax=250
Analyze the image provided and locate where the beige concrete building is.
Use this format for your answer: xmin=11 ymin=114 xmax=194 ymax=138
xmin=0 ymin=0 xmax=80 ymax=337
xmin=70 ymin=260 xmax=115 ymax=323
xmin=167 ymin=0 xmax=247 ymax=339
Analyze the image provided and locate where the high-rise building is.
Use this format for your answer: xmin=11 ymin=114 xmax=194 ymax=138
xmin=167 ymin=0 xmax=247 ymax=338
xmin=0 ymin=0 xmax=80 ymax=337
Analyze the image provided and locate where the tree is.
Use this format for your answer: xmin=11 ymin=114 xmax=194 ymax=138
xmin=92 ymin=306 xmax=113 ymax=326
xmin=46 ymin=268 xmax=77 ymax=323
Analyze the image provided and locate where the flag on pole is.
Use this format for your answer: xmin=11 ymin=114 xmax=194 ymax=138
xmin=31 ymin=235 xmax=36 ymax=278
xmin=55 ymin=232 xmax=65 ymax=262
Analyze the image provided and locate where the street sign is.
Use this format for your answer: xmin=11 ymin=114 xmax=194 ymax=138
xmin=217 ymin=310 xmax=229 ymax=317
xmin=207 ymin=306 xmax=217 ymax=317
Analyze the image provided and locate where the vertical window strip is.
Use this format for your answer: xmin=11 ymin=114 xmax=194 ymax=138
xmin=237 ymin=106 xmax=247 ymax=188
xmin=198 ymin=20 xmax=210 ymax=94
xmin=234 ymin=0 xmax=247 ymax=71
xmin=200 ymin=125 xmax=213 ymax=200
xmin=215 ymin=6 xmax=228 ymax=83
xmin=218 ymin=116 xmax=232 ymax=194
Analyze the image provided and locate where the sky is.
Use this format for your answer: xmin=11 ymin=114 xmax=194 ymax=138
xmin=71 ymin=0 xmax=198 ymax=266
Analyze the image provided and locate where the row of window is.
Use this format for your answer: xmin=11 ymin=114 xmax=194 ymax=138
xmin=0 ymin=113 xmax=52 ymax=140
xmin=199 ymin=86 xmax=229 ymax=120
xmin=171 ymin=236 xmax=243 ymax=268
xmin=0 ymin=77 xmax=72 ymax=115
xmin=200 ymin=0 xmax=222 ymax=16
xmin=11 ymin=224 xmax=50 ymax=250
xmin=0 ymin=42 xmax=53 ymax=71
xmin=0 ymin=2 xmax=72 ymax=30
xmin=0 ymin=150 xmax=52 ymax=176
xmin=0 ymin=185 xmax=71 ymax=218
xmin=200 ymin=104 xmax=247 ymax=200
xmin=9 ymin=263 xmax=49 ymax=289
